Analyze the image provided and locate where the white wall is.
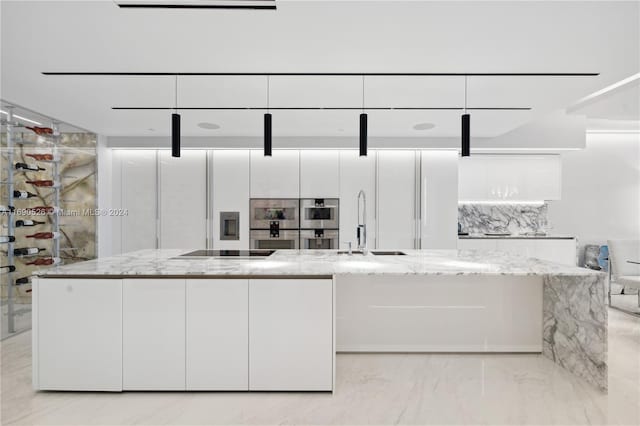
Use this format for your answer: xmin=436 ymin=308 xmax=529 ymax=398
xmin=548 ymin=133 xmax=640 ymax=259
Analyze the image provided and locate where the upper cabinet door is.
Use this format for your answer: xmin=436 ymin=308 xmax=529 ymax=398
xmin=299 ymin=150 xmax=340 ymax=198
xmin=158 ymin=150 xmax=208 ymax=249
xmin=212 ymin=150 xmax=250 ymax=249
xmin=459 ymin=155 xmax=561 ymax=202
xmin=114 ymin=150 xmax=158 ymax=254
xmin=421 ymin=151 xmax=458 ymax=249
xmin=250 ymin=150 xmax=300 ymax=198
xmin=377 ymin=151 xmax=417 ymax=249
xmin=339 ymin=150 xmax=376 ymax=248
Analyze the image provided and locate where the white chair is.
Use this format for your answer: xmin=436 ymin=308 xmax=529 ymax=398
xmin=607 ymin=239 xmax=640 ymax=312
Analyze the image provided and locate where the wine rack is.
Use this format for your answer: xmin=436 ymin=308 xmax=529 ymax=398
xmin=2 ymin=107 xmax=62 ymax=335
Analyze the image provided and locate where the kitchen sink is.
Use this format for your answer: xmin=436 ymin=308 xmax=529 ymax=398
xmin=371 ymin=251 xmax=406 ymax=256
xmin=337 ymin=250 xmax=365 ymax=255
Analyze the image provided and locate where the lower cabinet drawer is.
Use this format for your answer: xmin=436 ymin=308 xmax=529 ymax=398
xmin=186 ymin=279 xmax=249 ymax=390
xmin=35 ymin=278 xmax=123 ymax=391
xmin=249 ymin=279 xmax=334 ymax=391
xmin=123 ymin=279 xmax=186 ymax=390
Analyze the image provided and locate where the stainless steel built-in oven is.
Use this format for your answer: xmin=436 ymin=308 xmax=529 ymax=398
xmin=250 ymin=199 xmax=300 ymax=230
xmin=300 ymin=229 xmax=339 ymax=250
xmin=300 ymin=198 xmax=339 ymax=230
xmin=250 ymin=229 xmax=300 ymax=250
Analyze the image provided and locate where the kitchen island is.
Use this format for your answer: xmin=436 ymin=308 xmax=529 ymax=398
xmin=33 ymin=249 xmax=607 ymax=392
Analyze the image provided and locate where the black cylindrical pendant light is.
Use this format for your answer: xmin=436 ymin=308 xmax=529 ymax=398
xmin=264 ymin=76 xmax=272 ymax=156
xmin=171 ymin=113 xmax=181 ymax=157
xmin=264 ymin=113 xmax=272 ymax=156
xmin=171 ymin=75 xmax=181 ymax=157
xmin=359 ymin=113 xmax=368 ymax=156
xmin=359 ymin=75 xmax=368 ymax=156
xmin=461 ymin=75 xmax=470 ymax=157
xmin=461 ymin=113 xmax=470 ymax=157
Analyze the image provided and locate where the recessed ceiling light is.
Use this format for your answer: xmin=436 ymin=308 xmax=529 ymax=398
xmin=413 ymin=122 xmax=435 ymax=130
xmin=198 ymin=122 xmax=220 ymax=130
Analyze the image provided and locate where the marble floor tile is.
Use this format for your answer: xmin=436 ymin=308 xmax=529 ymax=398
xmin=2 ymin=308 xmax=639 ymax=426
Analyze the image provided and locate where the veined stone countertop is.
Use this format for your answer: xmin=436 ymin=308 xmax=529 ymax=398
xmin=36 ymin=249 xmax=599 ymax=278
xmin=458 ymin=234 xmax=576 ymax=240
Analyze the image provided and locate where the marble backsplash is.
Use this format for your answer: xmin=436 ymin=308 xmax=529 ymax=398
xmin=458 ymin=203 xmax=549 ymax=235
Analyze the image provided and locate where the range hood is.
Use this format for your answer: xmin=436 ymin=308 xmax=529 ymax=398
xmin=116 ymin=0 xmax=276 ymax=9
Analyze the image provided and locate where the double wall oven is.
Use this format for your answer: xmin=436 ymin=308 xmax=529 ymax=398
xmin=250 ymin=198 xmax=339 ymax=250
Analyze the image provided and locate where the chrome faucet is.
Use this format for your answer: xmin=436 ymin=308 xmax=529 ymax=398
xmin=356 ymin=190 xmax=367 ymax=254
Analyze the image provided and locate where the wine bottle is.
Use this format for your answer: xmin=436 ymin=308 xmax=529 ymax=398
xmin=25 ymin=153 xmax=61 ymax=162
xmin=15 ymin=162 xmax=46 ymax=171
xmin=25 ymin=257 xmax=61 ymax=266
xmin=14 ymin=247 xmax=46 ymax=256
xmin=26 ymin=232 xmax=60 ymax=240
xmin=0 ymin=236 xmax=16 ymax=243
xmin=16 ymin=219 xmax=46 ymax=227
xmin=13 ymin=190 xmax=38 ymax=199
xmin=0 ymin=265 xmax=17 ymax=273
xmin=0 ymin=205 xmax=16 ymax=213
xmin=26 ymin=180 xmax=60 ymax=188
xmin=15 ymin=277 xmax=30 ymax=285
xmin=25 ymin=126 xmax=53 ymax=135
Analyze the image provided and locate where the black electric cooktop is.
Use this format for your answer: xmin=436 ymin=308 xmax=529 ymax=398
xmin=179 ymin=250 xmax=275 ymax=258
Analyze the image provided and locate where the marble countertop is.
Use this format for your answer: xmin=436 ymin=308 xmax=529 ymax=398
xmin=36 ymin=249 xmax=601 ymax=278
xmin=458 ymin=234 xmax=576 ymax=240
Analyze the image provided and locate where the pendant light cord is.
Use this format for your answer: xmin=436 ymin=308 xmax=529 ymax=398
xmin=267 ymin=75 xmax=270 ymax=113
xmin=175 ymin=74 xmax=178 ymax=113
xmin=464 ymin=75 xmax=468 ymax=114
xmin=362 ymin=75 xmax=365 ymax=113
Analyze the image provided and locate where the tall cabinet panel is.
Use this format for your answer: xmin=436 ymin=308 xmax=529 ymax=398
xmin=339 ymin=150 xmax=376 ymax=248
xmin=158 ymin=150 xmax=208 ymax=249
xmin=250 ymin=150 xmax=300 ymax=198
xmin=300 ymin=150 xmax=340 ymax=198
xmin=114 ymin=150 xmax=158 ymax=254
xmin=212 ymin=150 xmax=250 ymax=249
xmin=377 ymin=151 xmax=417 ymax=249
xmin=420 ymin=151 xmax=458 ymax=249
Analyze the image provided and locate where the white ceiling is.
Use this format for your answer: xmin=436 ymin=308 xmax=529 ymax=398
xmin=1 ymin=0 xmax=638 ymax=138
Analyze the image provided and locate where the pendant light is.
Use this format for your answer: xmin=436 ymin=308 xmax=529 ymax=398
xmin=264 ymin=75 xmax=272 ymax=156
xmin=360 ymin=75 xmax=367 ymax=156
xmin=171 ymin=75 xmax=181 ymax=158
xmin=461 ymin=75 xmax=470 ymax=157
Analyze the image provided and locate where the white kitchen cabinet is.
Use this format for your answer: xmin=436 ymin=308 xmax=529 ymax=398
xmin=212 ymin=150 xmax=250 ymax=249
xmin=300 ymin=150 xmax=340 ymax=198
xmin=377 ymin=150 xmax=417 ymax=249
xmin=420 ymin=151 xmax=458 ymax=249
xmin=497 ymin=239 xmax=536 ymax=258
xmin=249 ymin=279 xmax=333 ymax=391
xmin=114 ymin=150 xmax=157 ymax=253
xmin=158 ymin=150 xmax=207 ymax=249
xmin=186 ymin=279 xmax=248 ymax=390
xmin=123 ymin=279 xmax=185 ymax=390
xmin=458 ymin=238 xmax=498 ymax=251
xmin=534 ymin=239 xmax=577 ymax=266
xmin=250 ymin=150 xmax=300 ymax=198
xmin=339 ymin=150 xmax=377 ymax=248
xmin=34 ymin=278 xmax=122 ymax=391
xmin=459 ymin=155 xmax=561 ymax=202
